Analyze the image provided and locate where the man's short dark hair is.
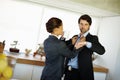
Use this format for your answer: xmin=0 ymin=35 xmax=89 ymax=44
xmin=78 ymin=14 xmax=92 ymax=25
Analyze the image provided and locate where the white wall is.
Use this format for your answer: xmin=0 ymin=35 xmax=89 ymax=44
xmin=94 ymin=16 xmax=120 ymax=80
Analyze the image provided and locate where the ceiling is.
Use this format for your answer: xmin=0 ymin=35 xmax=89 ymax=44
xmin=21 ymin=0 xmax=120 ymax=17
xmin=70 ymin=0 xmax=120 ymax=15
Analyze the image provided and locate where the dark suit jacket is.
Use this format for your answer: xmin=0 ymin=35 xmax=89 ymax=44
xmin=41 ymin=35 xmax=79 ymax=80
xmin=65 ymin=33 xmax=105 ymax=80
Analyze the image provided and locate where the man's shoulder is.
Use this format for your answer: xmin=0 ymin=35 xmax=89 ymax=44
xmin=86 ymin=33 xmax=98 ymax=40
xmin=87 ymin=33 xmax=98 ymax=37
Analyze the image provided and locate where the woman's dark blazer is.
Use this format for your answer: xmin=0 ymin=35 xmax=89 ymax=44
xmin=41 ymin=35 xmax=79 ymax=80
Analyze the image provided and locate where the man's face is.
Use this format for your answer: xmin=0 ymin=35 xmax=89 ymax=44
xmin=79 ymin=19 xmax=90 ymax=34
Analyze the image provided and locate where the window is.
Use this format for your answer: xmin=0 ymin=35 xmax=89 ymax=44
xmin=0 ymin=0 xmax=43 ymax=52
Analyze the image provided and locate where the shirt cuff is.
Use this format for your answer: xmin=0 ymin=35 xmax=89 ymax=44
xmin=86 ymin=42 xmax=92 ymax=48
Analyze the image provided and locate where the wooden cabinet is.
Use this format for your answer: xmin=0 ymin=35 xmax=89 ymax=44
xmin=12 ymin=63 xmax=33 ymax=80
xmin=12 ymin=63 xmax=44 ymax=80
xmin=12 ymin=63 xmax=107 ymax=80
xmin=94 ymin=72 xmax=106 ymax=80
xmin=32 ymin=65 xmax=44 ymax=80
xmin=5 ymin=52 xmax=108 ymax=80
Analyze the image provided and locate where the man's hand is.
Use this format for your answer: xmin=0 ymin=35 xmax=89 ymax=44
xmin=74 ymin=42 xmax=86 ymax=49
xmin=74 ymin=36 xmax=86 ymax=49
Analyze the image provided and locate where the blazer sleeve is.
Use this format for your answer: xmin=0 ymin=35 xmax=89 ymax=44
xmin=88 ymin=35 xmax=105 ymax=55
xmin=57 ymin=41 xmax=78 ymax=58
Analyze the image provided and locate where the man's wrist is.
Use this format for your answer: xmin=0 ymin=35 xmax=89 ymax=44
xmin=86 ymin=42 xmax=92 ymax=48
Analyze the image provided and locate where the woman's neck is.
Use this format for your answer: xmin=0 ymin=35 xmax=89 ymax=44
xmin=51 ymin=33 xmax=59 ymax=37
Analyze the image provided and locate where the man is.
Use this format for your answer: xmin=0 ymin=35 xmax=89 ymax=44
xmin=64 ymin=14 xmax=105 ymax=80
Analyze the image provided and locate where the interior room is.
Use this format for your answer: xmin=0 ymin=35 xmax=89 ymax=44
xmin=0 ymin=0 xmax=120 ymax=80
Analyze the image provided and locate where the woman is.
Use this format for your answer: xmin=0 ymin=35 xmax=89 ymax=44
xmin=41 ymin=17 xmax=82 ymax=80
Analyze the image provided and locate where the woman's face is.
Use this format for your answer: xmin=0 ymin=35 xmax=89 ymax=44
xmin=58 ymin=25 xmax=63 ymax=35
xmin=52 ymin=24 xmax=63 ymax=36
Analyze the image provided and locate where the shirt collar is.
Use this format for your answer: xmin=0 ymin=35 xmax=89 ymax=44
xmin=78 ymin=31 xmax=89 ymax=37
xmin=51 ymin=34 xmax=59 ymax=39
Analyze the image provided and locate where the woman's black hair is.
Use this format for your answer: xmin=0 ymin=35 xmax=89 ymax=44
xmin=46 ymin=17 xmax=62 ymax=33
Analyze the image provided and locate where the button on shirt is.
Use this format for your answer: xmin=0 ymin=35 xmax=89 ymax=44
xmin=67 ymin=31 xmax=92 ymax=69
